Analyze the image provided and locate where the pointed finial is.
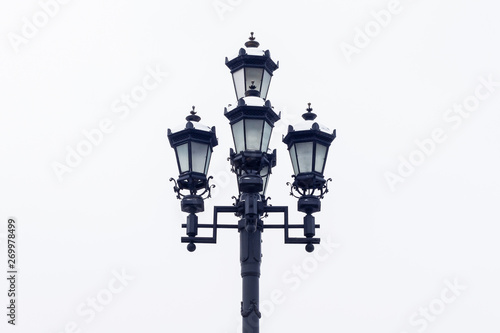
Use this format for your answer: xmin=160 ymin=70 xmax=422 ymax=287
xmin=245 ymin=32 xmax=260 ymax=48
xmin=186 ymin=105 xmax=201 ymax=122
xmin=302 ymin=103 xmax=317 ymax=120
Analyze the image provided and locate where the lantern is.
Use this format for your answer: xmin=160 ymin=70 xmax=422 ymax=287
xmin=167 ymin=107 xmax=218 ymax=195
xmin=283 ymin=103 xmax=336 ymax=193
xmin=225 ymin=32 xmax=279 ymax=100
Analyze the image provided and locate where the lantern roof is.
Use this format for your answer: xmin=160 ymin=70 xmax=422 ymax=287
xmin=283 ymin=103 xmax=336 ymax=147
xmin=227 ymin=45 xmax=267 ymax=60
xmin=225 ymin=32 xmax=279 ymax=73
xmin=170 ymin=120 xmax=213 ymax=134
xmin=167 ymin=106 xmax=218 ymax=147
xmin=227 ymin=32 xmax=266 ymax=59
xmin=225 ymin=96 xmax=267 ymax=111
xmin=224 ymin=98 xmax=281 ymax=125
xmin=169 ymin=106 xmax=214 ymax=133
xmin=287 ymin=103 xmax=335 ymax=135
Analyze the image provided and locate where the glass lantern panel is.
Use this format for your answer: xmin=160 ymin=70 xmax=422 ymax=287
xmin=314 ymin=143 xmax=328 ymax=174
xmin=245 ymin=67 xmax=264 ymax=93
xmin=191 ymin=142 xmax=209 ymax=174
xmin=245 ymin=119 xmax=264 ymax=151
xmin=261 ymin=121 xmax=272 ymax=152
xmin=175 ymin=143 xmax=189 ymax=173
xmin=232 ymin=69 xmax=246 ymax=100
xmin=260 ymin=166 xmax=270 ymax=196
xmin=289 ymin=144 xmax=299 ymax=175
xmin=261 ymin=175 xmax=269 ymax=196
xmin=260 ymin=70 xmax=271 ymax=99
xmin=204 ymin=147 xmax=212 ymax=174
xmin=232 ymin=121 xmax=245 ymax=153
xmin=295 ymin=142 xmax=314 ymax=173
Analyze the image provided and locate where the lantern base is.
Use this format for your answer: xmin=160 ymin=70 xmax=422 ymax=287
xmin=181 ymin=195 xmax=205 ymax=213
xmin=297 ymin=195 xmax=321 ymax=214
xmin=239 ymin=174 xmax=263 ymax=193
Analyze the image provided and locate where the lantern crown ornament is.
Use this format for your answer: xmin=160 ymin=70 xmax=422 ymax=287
xmin=244 ymin=32 xmax=260 ymax=48
xmin=167 ymin=106 xmax=218 ymax=200
xmin=225 ymin=32 xmax=279 ymax=100
xmin=283 ymin=103 xmax=336 ymax=199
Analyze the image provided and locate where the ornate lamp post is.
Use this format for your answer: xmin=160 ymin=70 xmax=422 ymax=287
xmin=167 ymin=33 xmax=336 ymax=333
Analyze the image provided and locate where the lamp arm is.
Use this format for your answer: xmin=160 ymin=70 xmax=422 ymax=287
xmin=180 ymin=205 xmax=239 ymax=251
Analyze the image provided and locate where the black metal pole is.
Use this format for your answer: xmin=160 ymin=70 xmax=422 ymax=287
xmin=240 ymin=222 xmax=262 ymax=333
xmin=238 ymin=186 xmax=263 ymax=333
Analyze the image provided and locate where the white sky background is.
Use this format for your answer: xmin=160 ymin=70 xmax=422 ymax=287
xmin=1 ymin=0 xmax=499 ymax=332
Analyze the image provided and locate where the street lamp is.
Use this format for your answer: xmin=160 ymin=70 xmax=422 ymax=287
xmin=167 ymin=106 xmax=218 ymax=252
xmin=283 ymin=103 xmax=336 ymax=252
xmin=167 ymin=33 xmax=336 ymax=333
